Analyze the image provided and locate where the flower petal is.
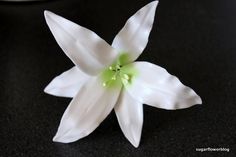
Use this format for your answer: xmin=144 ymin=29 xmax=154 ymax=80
xmin=44 ymin=66 xmax=90 ymax=98
xmin=53 ymin=76 xmax=122 ymax=143
xmin=114 ymin=89 xmax=143 ymax=148
xmin=112 ymin=1 xmax=158 ymax=62
xmin=44 ymin=10 xmax=119 ymax=75
xmin=125 ymin=62 xmax=202 ymax=110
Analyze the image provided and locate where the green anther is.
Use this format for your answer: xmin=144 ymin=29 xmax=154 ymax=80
xmin=103 ymin=82 xmax=107 ymax=87
xmin=111 ymin=76 xmax=116 ymax=80
xmin=122 ymin=79 xmax=129 ymax=85
xmin=122 ymin=74 xmax=130 ymax=80
xmin=116 ymin=65 xmax=121 ymax=70
xmin=101 ymin=53 xmax=138 ymax=89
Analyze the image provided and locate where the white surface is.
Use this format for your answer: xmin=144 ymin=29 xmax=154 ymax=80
xmin=112 ymin=1 xmax=158 ymax=63
xmin=44 ymin=66 xmax=90 ymax=98
xmin=125 ymin=62 xmax=202 ymax=110
xmin=44 ymin=11 xmax=119 ymax=75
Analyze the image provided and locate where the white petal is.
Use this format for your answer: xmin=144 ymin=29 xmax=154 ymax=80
xmin=44 ymin=66 xmax=90 ymax=98
xmin=112 ymin=1 xmax=158 ymax=62
xmin=125 ymin=62 xmax=202 ymax=110
xmin=44 ymin=10 xmax=119 ymax=75
xmin=114 ymin=89 xmax=143 ymax=148
xmin=53 ymin=76 xmax=122 ymax=143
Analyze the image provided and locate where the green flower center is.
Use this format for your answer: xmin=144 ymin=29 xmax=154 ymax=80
xmin=101 ymin=53 xmax=138 ymax=89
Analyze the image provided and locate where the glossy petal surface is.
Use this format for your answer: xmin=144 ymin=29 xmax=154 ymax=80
xmin=53 ymin=76 xmax=122 ymax=143
xmin=115 ymin=89 xmax=143 ymax=147
xmin=44 ymin=11 xmax=119 ymax=75
xmin=44 ymin=66 xmax=90 ymax=98
xmin=112 ymin=1 xmax=158 ymax=63
xmin=125 ymin=62 xmax=202 ymax=110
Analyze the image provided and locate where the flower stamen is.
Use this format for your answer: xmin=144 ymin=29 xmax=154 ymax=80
xmin=101 ymin=53 xmax=137 ymax=88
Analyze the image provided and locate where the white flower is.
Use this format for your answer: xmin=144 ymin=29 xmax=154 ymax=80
xmin=44 ymin=1 xmax=202 ymax=148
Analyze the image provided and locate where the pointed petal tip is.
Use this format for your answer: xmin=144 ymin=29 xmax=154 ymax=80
xmin=124 ymin=132 xmax=140 ymax=148
xmin=52 ymin=134 xmax=70 ymax=143
xmin=52 ymin=133 xmax=64 ymax=143
xmin=44 ymin=85 xmax=48 ymax=93
xmin=52 ymin=130 xmax=90 ymax=143
xmin=130 ymin=140 xmax=140 ymax=148
xmin=44 ymin=10 xmax=52 ymax=17
xmin=44 ymin=10 xmax=56 ymax=21
xmin=193 ymin=91 xmax=202 ymax=105
xmin=44 ymin=10 xmax=52 ymax=23
xmin=43 ymin=84 xmax=58 ymax=96
xmin=44 ymin=10 xmax=49 ymax=18
xmin=52 ymin=135 xmax=59 ymax=142
xmin=126 ymin=126 xmax=141 ymax=148
xmin=150 ymin=0 xmax=159 ymax=7
xmin=196 ymin=95 xmax=203 ymax=105
xmin=125 ymin=130 xmax=140 ymax=148
xmin=43 ymin=84 xmax=51 ymax=94
xmin=153 ymin=0 xmax=159 ymax=5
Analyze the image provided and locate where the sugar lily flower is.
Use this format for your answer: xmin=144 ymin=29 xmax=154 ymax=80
xmin=44 ymin=1 xmax=202 ymax=148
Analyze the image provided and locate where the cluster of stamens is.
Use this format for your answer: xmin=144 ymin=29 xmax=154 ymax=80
xmin=102 ymin=64 xmax=131 ymax=87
